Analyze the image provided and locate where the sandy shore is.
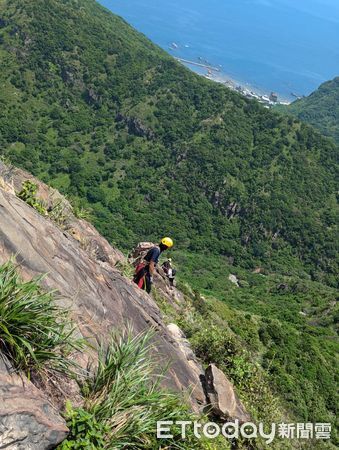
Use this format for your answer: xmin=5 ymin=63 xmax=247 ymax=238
xmin=180 ymin=60 xmax=292 ymax=104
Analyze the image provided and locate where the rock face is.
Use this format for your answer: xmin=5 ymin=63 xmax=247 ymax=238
xmin=167 ymin=323 xmax=197 ymax=363
xmin=0 ymin=171 xmax=205 ymax=411
xmin=0 ymin=356 xmax=68 ymax=449
xmin=116 ymin=113 xmax=154 ymax=139
xmin=204 ymin=364 xmax=250 ymax=423
xmin=0 ymin=160 xmax=125 ymax=267
xmin=228 ymin=274 xmax=239 ymax=287
xmin=67 ymin=218 xmax=125 ymax=267
xmin=166 ymin=323 xmax=204 ymax=393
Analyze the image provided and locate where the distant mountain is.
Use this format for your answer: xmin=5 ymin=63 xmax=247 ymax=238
xmin=0 ymin=0 xmax=337 ymax=287
xmin=283 ymin=77 xmax=339 ymax=144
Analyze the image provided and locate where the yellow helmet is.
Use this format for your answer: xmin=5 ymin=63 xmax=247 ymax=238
xmin=161 ymin=237 xmax=173 ymax=248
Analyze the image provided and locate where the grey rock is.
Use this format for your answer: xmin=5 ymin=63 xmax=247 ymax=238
xmin=0 ymin=184 xmax=205 ymax=411
xmin=0 ymin=162 xmax=124 ymax=266
xmin=204 ymin=364 xmax=250 ymax=423
xmin=0 ymin=355 xmax=68 ymax=449
xmin=228 ymin=274 xmax=239 ymax=287
xmin=116 ymin=113 xmax=154 ymax=139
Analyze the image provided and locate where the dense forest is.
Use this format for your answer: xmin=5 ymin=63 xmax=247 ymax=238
xmin=0 ymin=1 xmax=338 ymax=446
xmin=278 ymin=77 xmax=339 ymax=144
xmin=0 ymin=0 xmax=337 ymax=286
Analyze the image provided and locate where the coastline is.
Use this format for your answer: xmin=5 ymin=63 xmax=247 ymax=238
xmin=177 ymin=58 xmax=292 ymax=106
xmin=100 ymin=0 xmax=338 ymax=106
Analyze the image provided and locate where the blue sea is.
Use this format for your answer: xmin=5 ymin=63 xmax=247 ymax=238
xmin=99 ymin=0 xmax=339 ymax=100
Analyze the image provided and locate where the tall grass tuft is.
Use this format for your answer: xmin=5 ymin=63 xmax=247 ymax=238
xmin=0 ymin=260 xmax=79 ymax=374
xmin=61 ymin=329 xmax=211 ymax=449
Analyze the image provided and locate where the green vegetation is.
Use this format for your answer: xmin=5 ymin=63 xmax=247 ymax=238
xmin=17 ymin=180 xmax=47 ymax=215
xmin=174 ymin=250 xmax=338 ymax=332
xmin=59 ymin=402 xmax=109 ymax=450
xmin=173 ymin=252 xmax=338 ymax=437
xmin=0 ymin=260 xmax=78 ymax=374
xmin=0 ymin=0 xmax=337 ymax=286
xmin=59 ymin=329 xmax=228 ymax=450
xmin=152 ymin=275 xmax=338 ymax=448
xmin=16 ymin=178 xmax=89 ymax=226
xmin=0 ymin=260 xmax=227 ymax=449
xmin=278 ymin=77 xmax=339 ymax=144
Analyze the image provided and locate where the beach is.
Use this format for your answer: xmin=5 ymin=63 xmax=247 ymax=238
xmin=176 ymin=57 xmax=291 ymax=105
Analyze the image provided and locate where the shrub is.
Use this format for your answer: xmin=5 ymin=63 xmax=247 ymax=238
xmin=189 ymin=320 xmax=282 ymax=424
xmin=192 ymin=290 xmax=209 ymax=317
xmin=61 ymin=328 xmax=218 ymax=449
xmin=48 ymin=197 xmax=71 ymax=228
xmin=114 ymin=259 xmax=135 ymax=279
xmin=17 ymin=180 xmax=47 ymax=215
xmin=70 ymin=197 xmax=93 ymax=221
xmin=0 ymin=260 xmax=78 ymax=374
xmin=190 ymin=325 xmax=239 ymax=370
xmin=58 ymin=401 xmax=109 ymax=449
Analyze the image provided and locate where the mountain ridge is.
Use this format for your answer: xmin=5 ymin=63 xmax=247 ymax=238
xmin=280 ymin=76 xmax=339 ymax=144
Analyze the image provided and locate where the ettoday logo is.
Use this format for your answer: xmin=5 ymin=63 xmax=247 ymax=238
xmin=157 ymin=420 xmax=332 ymax=444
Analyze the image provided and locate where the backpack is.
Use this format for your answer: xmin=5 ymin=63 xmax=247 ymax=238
xmin=129 ymin=242 xmax=156 ymax=267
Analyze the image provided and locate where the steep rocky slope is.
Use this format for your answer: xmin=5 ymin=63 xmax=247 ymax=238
xmin=0 ymin=163 xmax=249 ymax=448
xmin=0 ymin=162 xmax=205 ymax=401
xmin=0 ymin=0 xmax=337 ymax=447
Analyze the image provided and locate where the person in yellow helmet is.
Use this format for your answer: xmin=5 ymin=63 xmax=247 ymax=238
xmin=134 ymin=237 xmax=173 ymax=293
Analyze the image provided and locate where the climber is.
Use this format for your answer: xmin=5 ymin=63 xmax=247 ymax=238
xmin=161 ymin=258 xmax=177 ymax=287
xmin=133 ymin=237 xmax=173 ymax=293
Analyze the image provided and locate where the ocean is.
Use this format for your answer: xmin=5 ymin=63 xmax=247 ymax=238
xmin=99 ymin=0 xmax=339 ymax=101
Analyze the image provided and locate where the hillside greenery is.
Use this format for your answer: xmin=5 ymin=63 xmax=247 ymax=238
xmin=153 ymin=277 xmax=338 ymax=449
xmin=173 ymin=252 xmax=338 ymax=432
xmin=0 ymin=0 xmax=337 ymax=287
xmin=277 ymin=77 xmax=339 ymax=144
